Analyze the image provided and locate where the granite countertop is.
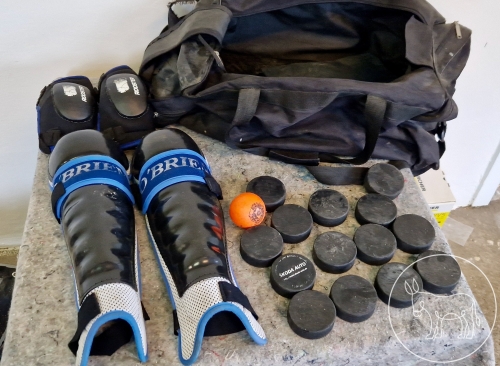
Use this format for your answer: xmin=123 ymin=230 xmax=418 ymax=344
xmin=1 ymin=128 xmax=495 ymax=365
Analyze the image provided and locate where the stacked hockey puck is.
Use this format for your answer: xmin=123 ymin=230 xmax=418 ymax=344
xmin=236 ymin=164 xmax=458 ymax=340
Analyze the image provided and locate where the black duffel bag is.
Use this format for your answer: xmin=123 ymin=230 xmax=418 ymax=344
xmin=139 ymin=0 xmax=471 ymax=175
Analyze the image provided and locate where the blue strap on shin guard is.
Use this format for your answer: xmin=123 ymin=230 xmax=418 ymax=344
xmin=138 ymin=149 xmax=211 ymax=213
xmin=49 ymin=155 xmax=134 ymax=220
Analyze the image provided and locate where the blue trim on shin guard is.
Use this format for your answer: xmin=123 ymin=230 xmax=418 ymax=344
xmin=179 ymin=303 xmax=267 ymax=366
xmin=79 ymin=310 xmax=148 ymax=366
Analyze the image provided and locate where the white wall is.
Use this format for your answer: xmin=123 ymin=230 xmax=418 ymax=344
xmin=430 ymin=0 xmax=500 ymax=207
xmin=0 ymin=1 xmax=498 ymax=246
xmin=0 ymin=1 xmax=168 ymax=246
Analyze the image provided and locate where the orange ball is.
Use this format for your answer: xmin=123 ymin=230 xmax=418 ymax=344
xmin=229 ymin=192 xmax=266 ymax=228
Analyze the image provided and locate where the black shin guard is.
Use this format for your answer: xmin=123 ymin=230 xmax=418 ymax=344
xmin=97 ymin=66 xmax=155 ymax=149
xmin=37 ymin=76 xmax=97 ymax=154
xmin=131 ymin=128 xmax=266 ymax=365
xmin=49 ymin=130 xmax=148 ymax=366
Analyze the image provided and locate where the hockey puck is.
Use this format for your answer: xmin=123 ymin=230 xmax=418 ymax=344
xmin=246 ymin=176 xmax=286 ymax=212
xmin=354 ymin=224 xmax=396 ymax=265
xmin=364 ymin=163 xmax=405 ymax=199
xmin=287 ymin=290 xmax=336 ymax=339
xmin=270 ymin=253 xmax=316 ymax=298
xmin=240 ymin=226 xmax=284 ymax=267
xmin=271 ymin=204 xmax=313 ymax=244
xmin=313 ymin=232 xmax=357 ymax=273
xmin=414 ymin=250 xmax=461 ymax=294
xmin=375 ymin=262 xmax=423 ymax=308
xmin=392 ymin=214 xmax=435 ymax=254
xmin=329 ymin=275 xmax=377 ymax=323
xmin=355 ymin=194 xmax=397 ymax=227
xmin=308 ymin=189 xmax=349 ymax=227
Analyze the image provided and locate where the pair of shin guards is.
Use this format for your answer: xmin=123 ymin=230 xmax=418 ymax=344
xmin=49 ymin=128 xmax=266 ymax=366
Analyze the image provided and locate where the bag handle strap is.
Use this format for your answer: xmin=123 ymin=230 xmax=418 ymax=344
xmin=319 ymin=95 xmax=387 ymax=165
xmin=227 ymin=91 xmax=388 ymax=170
xmin=225 ymin=88 xmax=261 ymax=149
xmin=305 ymin=95 xmax=392 ymax=184
xmin=233 ymin=88 xmax=260 ymax=126
xmin=266 ymin=95 xmax=387 ymax=167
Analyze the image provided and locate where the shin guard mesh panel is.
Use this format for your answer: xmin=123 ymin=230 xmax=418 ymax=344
xmin=146 ymin=217 xmax=266 ymax=361
xmin=76 ymin=283 xmax=147 ymax=365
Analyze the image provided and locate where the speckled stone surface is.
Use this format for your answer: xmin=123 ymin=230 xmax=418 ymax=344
xmin=2 ymin=127 xmax=495 ymax=366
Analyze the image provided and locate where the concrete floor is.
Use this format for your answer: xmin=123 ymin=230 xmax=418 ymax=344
xmin=444 ymin=186 xmax=500 ymax=363
xmin=0 ymin=249 xmax=17 ymax=269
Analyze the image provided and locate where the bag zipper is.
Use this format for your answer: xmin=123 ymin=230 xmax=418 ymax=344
xmin=231 ymin=0 xmax=430 ymax=25
xmin=198 ymin=35 xmax=226 ymax=72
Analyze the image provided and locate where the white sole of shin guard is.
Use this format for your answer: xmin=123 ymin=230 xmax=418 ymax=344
xmin=145 ymin=217 xmax=267 ymax=365
xmin=75 ymin=283 xmax=148 ymax=366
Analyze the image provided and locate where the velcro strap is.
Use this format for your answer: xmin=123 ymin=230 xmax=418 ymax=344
xmin=219 ymin=282 xmax=258 ymax=320
xmin=68 ymin=293 xmax=101 ymax=355
xmin=40 ymin=129 xmax=62 ymax=147
xmin=102 ymin=126 xmax=126 ymax=143
xmin=204 ymin=172 xmax=223 ymax=200
xmin=68 ymin=293 xmax=135 ymax=357
xmin=49 ymin=155 xmax=133 ymax=219
xmin=138 ymin=149 xmax=212 ymax=213
xmin=141 ymin=302 xmax=150 ymax=321
xmin=173 ymin=310 xmax=180 ymax=336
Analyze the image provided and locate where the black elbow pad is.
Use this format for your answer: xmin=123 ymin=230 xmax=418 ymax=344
xmin=97 ymin=65 xmax=155 ymax=149
xmin=37 ymin=76 xmax=97 ymax=154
